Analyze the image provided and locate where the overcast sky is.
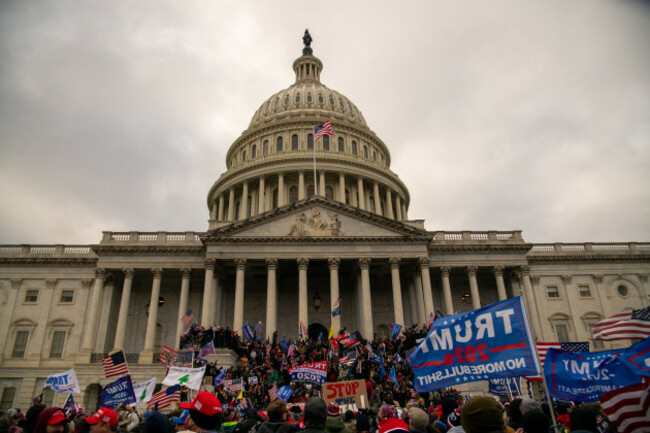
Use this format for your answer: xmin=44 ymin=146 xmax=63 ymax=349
xmin=1 ymin=0 xmax=649 ymax=245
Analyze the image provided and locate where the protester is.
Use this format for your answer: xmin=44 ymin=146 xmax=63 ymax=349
xmin=568 ymin=406 xmax=598 ymax=433
xmin=85 ymin=408 xmax=118 ymax=433
xmin=220 ymin=407 xmax=239 ymax=433
xmin=517 ymin=411 xmax=550 ymax=433
xmin=142 ymin=412 xmax=172 ymax=433
xmin=325 ymin=403 xmax=351 ymax=433
xmin=303 ymin=398 xmax=328 ymax=433
xmin=459 ymin=397 xmax=505 ymax=433
xmin=406 ymin=408 xmax=428 ymax=433
xmin=377 ymin=405 xmax=408 ymax=433
xmin=257 ymin=400 xmax=300 ymax=433
xmin=171 ymin=410 xmax=191 ymax=433
xmin=180 ymin=391 xmax=223 ymax=433
xmin=33 ymin=408 xmax=69 ymax=433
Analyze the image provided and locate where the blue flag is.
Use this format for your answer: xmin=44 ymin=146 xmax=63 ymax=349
xmin=276 ymin=386 xmax=294 ymax=402
xmin=62 ymin=394 xmax=76 ymax=416
xmin=617 ymin=336 xmax=650 ymax=376
xmin=370 ymin=353 xmax=386 ymax=378
xmin=544 ymin=348 xmax=640 ymax=401
xmin=390 ymin=323 xmax=403 ymax=340
xmin=488 ymin=378 xmax=521 ymax=397
xmin=214 ymin=369 xmax=226 ymax=388
xmin=318 ymin=331 xmax=324 ymax=342
xmin=331 ymin=297 xmax=342 ymax=317
xmin=410 ymin=297 xmax=538 ymax=392
xmin=389 ymin=365 xmax=398 ymax=385
xmin=281 ymin=335 xmax=288 ymax=353
xmin=100 ymin=375 xmax=136 ymax=408
xmin=242 ymin=322 xmax=255 ymax=342
xmin=199 ymin=341 xmax=215 ymax=358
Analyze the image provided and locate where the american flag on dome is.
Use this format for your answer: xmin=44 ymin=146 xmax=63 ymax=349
xmin=593 ymin=307 xmax=650 ymax=341
xmin=147 ymin=385 xmax=180 ymax=411
xmin=314 ymin=121 xmax=334 ymax=141
xmin=524 ymin=341 xmax=590 ymax=381
xmin=102 ymin=350 xmax=129 ymax=378
xmin=600 ymin=381 xmax=650 ymax=433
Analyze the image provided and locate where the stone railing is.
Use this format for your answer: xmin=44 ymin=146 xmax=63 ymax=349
xmin=100 ymin=231 xmax=203 ymax=245
xmin=430 ymin=231 xmax=525 ymax=243
xmin=529 ymin=242 xmax=650 ymax=254
xmin=0 ymin=245 xmax=96 ymax=257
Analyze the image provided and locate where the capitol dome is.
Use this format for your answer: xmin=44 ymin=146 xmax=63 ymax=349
xmin=207 ymin=31 xmax=411 ymax=228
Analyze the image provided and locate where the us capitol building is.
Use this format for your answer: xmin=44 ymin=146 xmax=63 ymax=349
xmin=1 ymin=33 xmax=648 ymax=410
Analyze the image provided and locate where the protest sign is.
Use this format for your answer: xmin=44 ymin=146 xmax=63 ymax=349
xmin=277 ymin=386 xmax=294 ymax=402
xmin=544 ymin=348 xmax=640 ymax=401
xmin=101 ymin=375 xmax=136 ymax=408
xmin=409 ymin=297 xmax=538 ymax=392
xmin=323 ymin=380 xmax=367 ymax=412
xmin=488 ymin=378 xmax=521 ymax=397
xmin=289 ymin=361 xmax=328 ymax=385
xmin=44 ymin=369 xmax=81 ymax=394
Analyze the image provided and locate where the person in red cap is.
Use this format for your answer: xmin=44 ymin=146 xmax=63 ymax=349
xmin=33 ymin=407 xmax=69 ymax=433
xmin=325 ymin=403 xmax=351 ymax=433
xmin=85 ymin=407 xmax=118 ymax=433
xmin=180 ymin=391 xmax=223 ymax=433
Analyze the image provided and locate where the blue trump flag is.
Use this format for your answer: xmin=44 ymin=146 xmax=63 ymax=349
xmin=409 ymin=297 xmax=538 ymax=392
xmin=213 ymin=369 xmax=227 ymax=388
xmin=488 ymin=378 xmax=521 ymax=397
xmin=101 ymin=375 xmax=136 ymax=408
xmin=281 ymin=335 xmax=288 ymax=353
xmin=390 ymin=323 xmax=403 ymax=340
xmin=276 ymin=386 xmax=294 ymax=402
xmin=618 ymin=336 xmax=650 ymax=377
xmin=242 ymin=322 xmax=255 ymax=342
xmin=389 ymin=365 xmax=398 ymax=386
xmin=544 ymin=347 xmax=640 ymax=401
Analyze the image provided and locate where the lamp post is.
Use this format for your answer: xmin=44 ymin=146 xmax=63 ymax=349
xmin=313 ymin=291 xmax=321 ymax=312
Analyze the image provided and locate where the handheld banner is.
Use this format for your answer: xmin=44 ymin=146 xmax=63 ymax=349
xmin=162 ymin=366 xmax=206 ymax=390
xmin=544 ymin=348 xmax=640 ymax=401
xmin=44 ymin=369 xmax=81 ymax=394
xmin=488 ymin=378 xmax=521 ymax=397
xmin=323 ymin=380 xmax=367 ymax=412
xmin=409 ymin=297 xmax=538 ymax=392
xmin=276 ymin=386 xmax=294 ymax=402
xmin=618 ymin=336 xmax=650 ymax=377
xmin=289 ymin=361 xmax=328 ymax=385
xmin=101 ymin=375 xmax=136 ymax=408
xmin=133 ymin=377 xmax=156 ymax=406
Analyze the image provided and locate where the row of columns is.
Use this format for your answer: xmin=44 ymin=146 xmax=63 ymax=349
xmin=212 ymin=171 xmax=408 ymax=222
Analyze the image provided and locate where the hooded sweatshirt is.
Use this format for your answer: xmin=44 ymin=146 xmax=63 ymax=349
xmin=303 ymin=398 xmax=327 ymax=433
xmin=33 ymin=408 xmax=66 ymax=433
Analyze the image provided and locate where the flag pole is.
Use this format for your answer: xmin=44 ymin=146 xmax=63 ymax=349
xmin=313 ymin=134 xmax=318 ymax=196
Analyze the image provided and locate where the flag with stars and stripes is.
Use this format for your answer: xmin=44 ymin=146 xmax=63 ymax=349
xmin=314 ymin=121 xmax=334 ymax=141
xmin=102 ymin=350 xmax=129 ymax=378
xmin=181 ymin=310 xmax=195 ymax=327
xmin=524 ymin=341 xmax=590 ymax=382
xmin=339 ymin=350 xmax=357 ymax=365
xmin=600 ymin=380 xmax=650 ymax=433
xmin=287 ymin=343 xmax=296 ymax=358
xmin=593 ymin=307 xmax=650 ymax=341
xmin=269 ymin=385 xmax=278 ymax=401
xmin=147 ymin=385 xmax=180 ymax=411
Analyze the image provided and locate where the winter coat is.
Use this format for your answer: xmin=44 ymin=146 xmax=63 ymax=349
xmin=325 ymin=417 xmax=352 ymax=433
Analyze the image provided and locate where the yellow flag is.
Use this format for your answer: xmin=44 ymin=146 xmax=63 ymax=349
xmin=328 ymin=323 xmax=334 ymax=340
xmin=237 ymin=390 xmax=243 ymax=399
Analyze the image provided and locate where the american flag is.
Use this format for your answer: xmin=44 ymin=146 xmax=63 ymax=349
xmin=181 ymin=310 xmax=195 ymax=327
xmin=525 ymin=342 xmax=590 ymax=381
xmin=314 ymin=121 xmax=334 ymax=141
xmin=102 ymin=350 xmax=129 ymax=378
xmin=266 ymin=343 xmax=272 ymax=355
xmin=339 ymin=350 xmax=357 ymax=365
xmin=593 ymin=307 xmax=650 ymax=341
xmin=159 ymin=345 xmax=178 ymax=368
xmin=225 ymin=378 xmax=242 ymax=392
xmin=287 ymin=343 xmax=296 ymax=357
xmin=600 ymin=381 xmax=650 ymax=433
xmin=269 ymin=385 xmax=278 ymax=401
xmin=427 ymin=312 xmax=435 ymax=326
xmin=147 ymin=385 xmax=180 ymax=411
xmin=176 ymin=350 xmax=193 ymax=367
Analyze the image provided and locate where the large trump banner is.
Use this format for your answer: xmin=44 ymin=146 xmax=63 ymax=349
xmin=410 ymin=297 xmax=538 ymax=392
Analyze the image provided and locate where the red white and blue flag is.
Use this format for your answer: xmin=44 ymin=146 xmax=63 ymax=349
xmin=181 ymin=310 xmax=195 ymax=327
xmin=199 ymin=341 xmax=215 ymax=358
xmin=593 ymin=307 xmax=650 ymax=341
xmin=147 ymin=385 xmax=180 ymax=411
xmin=600 ymin=381 xmax=650 ymax=433
xmin=102 ymin=350 xmax=129 ymax=378
xmin=314 ymin=121 xmax=334 ymax=141
xmin=524 ymin=341 xmax=590 ymax=382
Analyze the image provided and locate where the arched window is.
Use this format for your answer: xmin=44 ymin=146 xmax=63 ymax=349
xmin=263 ymin=140 xmax=269 ymax=155
xmin=291 ymin=134 xmax=298 ymax=150
xmin=352 ymin=141 xmax=358 ymax=155
xmin=307 ymin=134 xmax=314 ymax=150
xmin=307 ymin=184 xmax=315 ymax=198
xmin=338 ymin=137 xmax=344 ymax=152
xmin=251 ymin=145 xmax=257 ymax=158
xmin=325 ymin=186 xmax=333 ymax=199
xmin=323 ymin=135 xmax=330 ymax=151
xmin=272 ymin=189 xmax=278 ymax=209
xmin=363 ymin=146 xmax=368 ymax=158
xmin=289 ymin=187 xmax=298 ymax=204
xmin=295 ymin=93 xmax=301 ymax=103
xmin=276 ymin=137 xmax=283 ymax=152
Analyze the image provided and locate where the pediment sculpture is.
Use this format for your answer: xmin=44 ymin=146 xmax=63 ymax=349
xmin=288 ymin=209 xmax=343 ymax=237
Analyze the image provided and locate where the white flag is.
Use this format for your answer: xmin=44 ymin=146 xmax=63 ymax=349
xmin=133 ymin=377 xmax=157 ymax=406
xmin=44 ymin=369 xmax=81 ymax=394
xmin=162 ymin=366 xmax=206 ymax=391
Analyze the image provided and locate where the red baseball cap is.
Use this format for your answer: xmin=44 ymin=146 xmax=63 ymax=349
xmin=85 ymin=408 xmax=118 ymax=426
xmin=180 ymin=391 xmax=222 ymax=416
xmin=48 ymin=409 xmax=67 ymax=425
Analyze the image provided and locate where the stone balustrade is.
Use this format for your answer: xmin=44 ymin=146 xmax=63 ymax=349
xmin=100 ymin=231 xmax=202 ymax=244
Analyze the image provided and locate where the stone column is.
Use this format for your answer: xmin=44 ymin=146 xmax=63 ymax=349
xmin=440 ymin=266 xmax=454 ymax=315
xmin=240 ymin=182 xmax=249 ymax=218
xmin=218 ymin=195 xmax=225 ymax=221
xmin=386 ymin=189 xmax=394 ymax=219
xmin=80 ymin=268 xmax=106 ymax=354
xmin=493 ymin=266 xmax=508 ymax=301
xmin=278 ymin=173 xmax=285 ymax=206
xmin=265 ymin=259 xmax=278 ymax=340
xmin=395 ymin=196 xmax=403 ymax=220
xmin=389 ymin=258 xmax=404 ymax=327
xmin=213 ymin=268 xmax=223 ymax=326
xmin=201 ymin=260 xmax=215 ymax=327
xmin=210 ymin=202 xmax=217 ymax=220
xmin=258 ymin=176 xmax=265 ymax=213
xmin=420 ymin=257 xmax=435 ymax=319
xmin=402 ymin=203 xmax=408 ymax=220
xmin=359 ymin=258 xmax=373 ymax=338
xmin=233 ymin=259 xmax=247 ymax=335
xmin=298 ymin=258 xmax=309 ymax=338
xmin=373 ymin=182 xmax=382 ymax=216
xmin=339 ymin=173 xmax=346 ymax=203
xmin=407 ymin=281 xmax=418 ymax=325
xmin=520 ymin=266 xmax=542 ymax=338
xmin=357 ymin=177 xmax=366 ymax=210
xmin=414 ymin=273 xmax=426 ymax=324
xmin=298 ymin=171 xmax=305 ymax=200
xmin=228 ymin=187 xmax=235 ymax=221
xmin=175 ymin=268 xmax=191 ymax=350
xmin=113 ymin=268 xmax=134 ymax=351
xmin=328 ymin=258 xmax=341 ymax=333
xmin=319 ymin=171 xmax=326 ymax=196
xmin=141 ymin=268 xmax=162 ymax=363
xmin=467 ymin=266 xmax=481 ymax=309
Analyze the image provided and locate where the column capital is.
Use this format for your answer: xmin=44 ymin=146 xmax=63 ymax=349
xmin=180 ymin=267 xmax=192 ymax=277
xmin=122 ymin=267 xmax=135 ymax=278
xmin=235 ymin=258 xmax=247 ymax=270
xmin=328 ymin=257 xmax=341 ymax=270
xmin=466 ymin=265 xmax=479 ymax=276
xmin=492 ymin=265 xmax=505 ymax=276
xmin=46 ymin=279 xmax=58 ymax=289
xmin=440 ymin=266 xmax=451 ymax=276
xmin=359 ymin=257 xmax=371 ymax=270
xmin=592 ymin=274 xmax=604 ymax=284
xmin=297 ymin=258 xmax=309 ymax=270
xmin=95 ymin=268 xmax=107 ymax=279
xmin=204 ymin=259 xmax=215 ymax=270
xmin=81 ymin=278 xmax=93 ymax=288
xmin=418 ymin=257 xmax=430 ymax=269
xmin=389 ymin=257 xmax=401 ymax=269
xmin=151 ymin=268 xmax=163 ymax=278
xmin=530 ymin=274 xmax=541 ymax=284
xmin=519 ymin=265 xmax=530 ymax=276
xmin=561 ymin=274 xmax=572 ymax=284
xmin=10 ymin=278 xmax=22 ymax=289
xmin=266 ymin=258 xmax=279 ymax=270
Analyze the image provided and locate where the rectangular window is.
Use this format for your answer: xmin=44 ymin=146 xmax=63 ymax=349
xmin=555 ymin=324 xmax=569 ymax=342
xmin=49 ymin=331 xmax=66 ymax=358
xmin=588 ymin=324 xmax=604 ymax=349
xmin=0 ymin=387 xmax=16 ymax=412
xmin=12 ymin=331 xmax=29 ymax=358
xmin=25 ymin=289 xmax=38 ymax=303
xmin=546 ymin=286 xmax=560 ymax=298
xmin=578 ymin=285 xmax=591 ymax=298
xmin=42 ymin=388 xmax=54 ymax=407
xmin=60 ymin=290 xmax=74 ymax=303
